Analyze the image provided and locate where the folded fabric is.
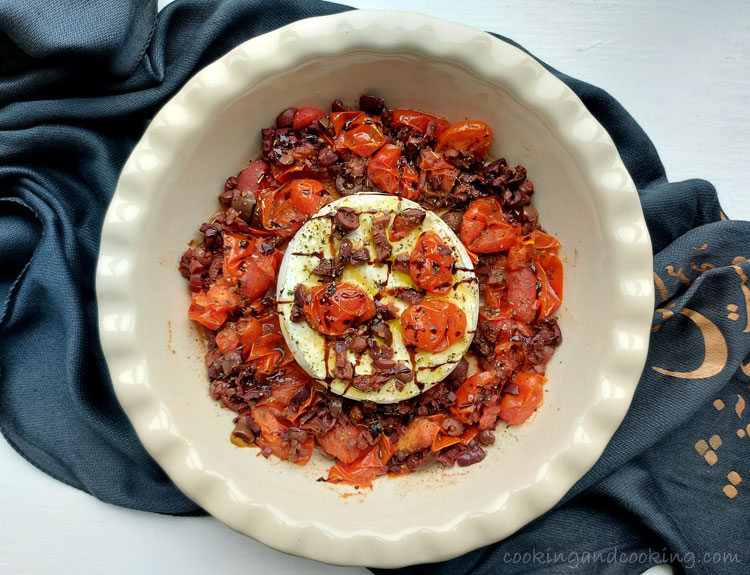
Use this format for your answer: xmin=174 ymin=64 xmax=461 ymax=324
xmin=1 ymin=1 xmax=747 ymax=573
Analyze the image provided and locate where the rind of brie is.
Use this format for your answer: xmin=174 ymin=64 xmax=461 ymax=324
xmin=276 ymin=194 xmax=479 ymax=404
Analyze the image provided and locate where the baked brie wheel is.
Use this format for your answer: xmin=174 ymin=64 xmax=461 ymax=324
xmin=276 ymin=194 xmax=479 ymax=403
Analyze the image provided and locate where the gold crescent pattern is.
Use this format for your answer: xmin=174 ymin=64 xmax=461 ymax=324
xmin=652 ymin=308 xmax=728 ymax=379
xmin=653 ymin=272 xmax=668 ymax=304
xmin=741 ymin=360 xmax=750 ymax=377
xmin=730 ymin=264 xmax=750 ymax=333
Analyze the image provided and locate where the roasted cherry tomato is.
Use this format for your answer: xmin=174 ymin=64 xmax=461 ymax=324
xmin=222 ymin=233 xmax=283 ymax=301
xmin=260 ymin=179 xmax=328 ymax=238
xmin=367 ymin=143 xmax=402 ymax=195
xmin=431 ymin=423 xmax=479 ymax=452
xmin=330 ymin=111 xmax=386 ymax=157
xmin=188 ymin=277 xmax=242 ymax=330
xmin=499 ymin=373 xmax=546 ymax=425
xmin=460 ymin=198 xmax=519 ymax=253
xmin=507 ymin=266 xmax=538 ymax=323
xmin=419 ymin=149 xmax=458 ymax=194
xmin=409 ymin=230 xmax=455 ymax=294
xmin=327 ymin=435 xmax=393 ymax=487
xmin=400 ymin=299 xmax=467 ymax=353
xmin=257 ymin=365 xmax=313 ymax=416
xmin=400 ymin=162 xmax=420 ymax=200
xmin=393 ymin=417 xmax=442 ymax=455
xmin=235 ymin=160 xmax=271 ymax=196
xmin=390 ymin=110 xmax=450 ymax=136
xmin=435 ymin=120 xmax=492 ymax=162
xmin=303 ymin=282 xmax=377 ymax=336
xmin=214 ymin=316 xmax=262 ymax=357
xmin=251 ymin=404 xmax=314 ymax=464
xmin=317 ymin=420 xmax=368 ymax=464
xmin=246 ymin=331 xmax=293 ymax=376
xmin=292 ymin=107 xmax=325 ymax=130
xmin=451 ymin=371 xmax=498 ymax=424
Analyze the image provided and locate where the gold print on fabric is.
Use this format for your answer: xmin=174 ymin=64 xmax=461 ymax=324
xmin=726 ymin=304 xmax=740 ymax=322
xmin=730 ymin=263 xmax=750 ymax=333
xmin=700 ymin=386 xmax=747 ymax=498
xmin=653 ymin=272 xmax=668 ymax=304
xmin=666 ymin=265 xmax=691 ymax=287
xmin=652 ymin=309 xmax=728 ymax=379
xmin=651 ymin=308 xmax=675 ymax=333
xmin=736 ymin=395 xmax=746 ymax=419
xmin=693 ymin=243 xmax=708 ymax=251
xmin=723 ymin=471 xmax=741 ymax=499
xmin=741 ymin=361 xmax=750 ymax=377
xmin=690 ymin=262 xmax=715 ymax=274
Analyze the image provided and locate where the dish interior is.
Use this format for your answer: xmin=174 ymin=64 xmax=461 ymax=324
xmin=133 ymin=51 xmax=615 ymax=536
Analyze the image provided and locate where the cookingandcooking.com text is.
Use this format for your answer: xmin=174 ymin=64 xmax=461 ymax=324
xmin=500 ymin=547 xmax=742 ymax=570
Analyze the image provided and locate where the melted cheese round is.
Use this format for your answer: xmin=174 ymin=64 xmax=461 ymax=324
xmin=276 ymin=194 xmax=478 ymax=403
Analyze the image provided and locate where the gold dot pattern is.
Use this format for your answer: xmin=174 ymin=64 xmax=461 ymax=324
xmin=695 ymin=440 xmax=709 ymax=455
xmin=714 ymin=399 xmax=725 ymax=411
xmin=705 ymin=450 xmax=718 ymax=466
xmin=727 ymin=471 xmax=741 ymax=486
xmin=738 ymin=429 xmax=746 ymax=438
xmin=723 ymin=485 xmax=738 ymax=499
xmin=709 ymin=434 xmax=722 ymax=450
xmin=728 ymin=312 xmax=740 ymax=321
xmin=726 ymin=304 xmax=739 ymax=312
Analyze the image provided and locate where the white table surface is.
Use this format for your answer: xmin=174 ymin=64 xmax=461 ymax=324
xmin=2 ymin=1 xmax=747 ymax=574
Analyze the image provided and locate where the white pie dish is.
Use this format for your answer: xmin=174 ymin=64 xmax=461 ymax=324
xmin=96 ymin=9 xmax=653 ymax=568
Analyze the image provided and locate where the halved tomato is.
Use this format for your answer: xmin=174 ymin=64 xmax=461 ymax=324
xmin=460 ymin=198 xmax=519 ymax=253
xmin=435 ymin=120 xmax=492 ymax=161
xmin=499 ymin=373 xmax=546 ymax=425
xmin=259 ymin=179 xmax=328 ymax=238
xmin=303 ymin=282 xmax=377 ymax=336
xmin=409 ymin=230 xmax=455 ymax=294
xmin=400 ymin=299 xmax=466 ymax=353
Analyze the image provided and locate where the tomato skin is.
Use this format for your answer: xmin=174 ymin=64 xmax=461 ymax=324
xmin=431 ymin=424 xmax=479 ymax=451
xmin=236 ymin=160 xmax=271 ymax=196
xmin=260 ymin=179 xmax=328 ymax=238
xmin=343 ymin=123 xmax=387 ymax=157
xmin=292 ymin=107 xmax=325 ymax=130
xmin=257 ymin=365 xmax=313 ymax=415
xmin=188 ymin=278 xmax=242 ymax=330
xmin=330 ymin=111 xmax=386 ymax=157
xmin=317 ymin=420 xmax=368 ymax=464
xmin=393 ymin=418 xmax=442 ymax=455
xmin=400 ymin=162 xmax=420 ymax=200
xmin=419 ymin=149 xmax=458 ymax=193
xmin=435 ymin=120 xmax=492 ymax=161
xmin=247 ymin=332 xmax=293 ymax=376
xmin=329 ymin=111 xmax=364 ymax=135
xmin=451 ymin=371 xmax=498 ymax=424
xmin=214 ymin=324 xmax=241 ymax=355
xmin=507 ymin=266 xmax=538 ymax=323
xmin=327 ymin=435 xmax=393 ymax=487
xmin=460 ymin=198 xmax=519 ymax=253
xmin=391 ymin=109 xmax=450 ymax=136
xmin=367 ymin=143 xmax=401 ymax=195
xmin=409 ymin=230 xmax=455 ymax=294
xmin=251 ymin=404 xmax=313 ymax=465
xmin=303 ymin=282 xmax=377 ymax=336
xmin=400 ymin=299 xmax=467 ymax=353
xmin=499 ymin=373 xmax=546 ymax=425
xmin=222 ymin=233 xmax=283 ymax=301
